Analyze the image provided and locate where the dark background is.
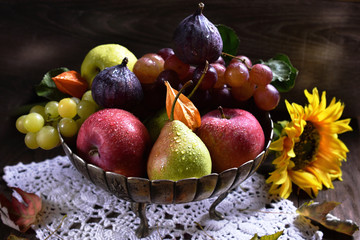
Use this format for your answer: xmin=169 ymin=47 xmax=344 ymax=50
xmin=0 ymin=0 xmax=359 ymax=239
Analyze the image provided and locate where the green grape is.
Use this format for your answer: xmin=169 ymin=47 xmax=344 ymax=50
xmin=16 ymin=115 xmax=28 ymax=134
xmin=24 ymin=132 xmax=39 ymax=149
xmin=30 ymin=105 xmax=46 ymax=119
xmin=23 ymin=112 xmax=45 ymax=133
xmin=71 ymin=97 xmax=80 ymax=104
xmin=45 ymin=101 xmax=59 ymax=119
xmin=82 ymin=90 xmax=99 ymax=108
xmin=76 ymin=118 xmax=85 ymax=129
xmin=58 ymin=98 xmax=77 ymax=118
xmin=36 ymin=126 xmax=60 ymax=150
xmin=77 ymin=100 xmax=96 ymax=119
xmin=59 ymin=118 xmax=78 ymax=137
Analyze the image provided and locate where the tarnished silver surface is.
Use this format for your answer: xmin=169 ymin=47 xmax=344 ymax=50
xmin=58 ymin=108 xmax=273 ymax=238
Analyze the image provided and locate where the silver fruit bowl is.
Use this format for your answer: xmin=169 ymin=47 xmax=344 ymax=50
xmin=59 ymin=107 xmax=273 ymax=238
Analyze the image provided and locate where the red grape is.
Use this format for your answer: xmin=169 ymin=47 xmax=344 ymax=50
xmin=156 ymin=69 xmax=181 ymax=90
xmin=211 ymin=85 xmax=235 ymax=108
xmin=249 ymin=63 xmax=273 ymax=86
xmin=180 ymin=65 xmax=195 ymax=84
xmin=224 ymin=61 xmax=249 ymax=88
xmin=157 ymin=48 xmax=175 ymax=61
xmin=253 ymin=84 xmax=280 ymax=111
xmin=192 ymin=64 xmax=218 ymax=90
xmin=214 ymin=55 xmax=225 ymax=65
xmin=231 ymin=81 xmax=256 ymax=102
xmin=211 ymin=63 xmax=226 ymax=88
xmin=133 ymin=53 xmax=164 ymax=84
xmin=229 ymin=55 xmax=252 ymax=68
xmin=164 ymin=54 xmax=190 ymax=80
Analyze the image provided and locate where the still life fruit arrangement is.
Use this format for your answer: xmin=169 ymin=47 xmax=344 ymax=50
xmin=16 ymin=3 xmax=287 ymax=178
xmin=7 ymin=2 xmax=358 ymax=239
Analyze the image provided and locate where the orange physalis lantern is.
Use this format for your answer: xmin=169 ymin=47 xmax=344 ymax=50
xmin=52 ymin=70 xmax=88 ymax=98
xmin=165 ymin=81 xmax=201 ymax=131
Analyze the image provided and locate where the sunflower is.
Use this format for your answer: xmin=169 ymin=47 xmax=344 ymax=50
xmin=266 ymin=88 xmax=352 ymax=198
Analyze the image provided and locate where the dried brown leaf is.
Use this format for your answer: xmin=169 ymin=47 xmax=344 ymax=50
xmin=297 ymin=201 xmax=359 ymax=236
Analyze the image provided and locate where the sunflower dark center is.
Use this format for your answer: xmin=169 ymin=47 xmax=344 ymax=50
xmin=291 ymin=121 xmax=320 ymax=170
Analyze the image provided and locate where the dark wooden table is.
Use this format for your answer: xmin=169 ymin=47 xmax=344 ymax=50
xmin=1 ymin=1 xmax=359 ymax=239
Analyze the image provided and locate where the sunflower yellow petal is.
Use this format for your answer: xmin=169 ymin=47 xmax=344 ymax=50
xmin=270 ymin=137 xmax=286 ymax=151
xmin=328 ymin=119 xmax=353 ymax=134
xmin=268 ymin=87 xmax=351 ymax=199
xmin=289 ymin=170 xmax=322 ymax=189
xmin=305 ymin=165 xmax=334 ymax=189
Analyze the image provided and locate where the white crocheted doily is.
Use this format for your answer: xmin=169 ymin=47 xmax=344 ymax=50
xmin=3 ymin=156 xmax=323 ymax=240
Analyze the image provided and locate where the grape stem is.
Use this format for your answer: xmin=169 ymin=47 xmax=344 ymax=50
xmin=187 ymin=60 xmax=209 ymax=99
xmin=169 ymin=80 xmax=193 ymax=122
xmin=221 ymin=52 xmax=252 ymax=70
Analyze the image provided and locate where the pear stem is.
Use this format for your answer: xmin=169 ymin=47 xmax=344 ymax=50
xmin=218 ymin=106 xmax=227 ymax=119
xmin=187 ymin=60 xmax=209 ymax=99
xmin=170 ymin=80 xmax=193 ymax=121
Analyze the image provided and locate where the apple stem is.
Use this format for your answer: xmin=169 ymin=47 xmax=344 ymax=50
xmin=218 ymin=106 xmax=227 ymax=119
xmin=187 ymin=60 xmax=209 ymax=99
xmin=170 ymin=80 xmax=193 ymax=121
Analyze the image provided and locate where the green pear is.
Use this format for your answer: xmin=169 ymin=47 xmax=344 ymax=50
xmin=147 ymin=119 xmax=212 ymax=181
xmin=81 ymin=44 xmax=138 ymax=87
xmin=144 ymin=108 xmax=168 ymax=143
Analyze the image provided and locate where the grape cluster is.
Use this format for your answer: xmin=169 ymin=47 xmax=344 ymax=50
xmin=16 ymin=90 xmax=98 ymax=150
xmin=133 ymin=48 xmax=280 ymax=112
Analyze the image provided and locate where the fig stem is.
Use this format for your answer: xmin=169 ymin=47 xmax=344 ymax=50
xmin=221 ymin=52 xmax=252 ymax=70
xmin=170 ymin=80 xmax=193 ymax=121
xmin=218 ymin=106 xmax=227 ymax=119
xmin=187 ymin=60 xmax=209 ymax=99
xmin=198 ymin=2 xmax=205 ymax=14
xmin=121 ymin=57 xmax=129 ymax=66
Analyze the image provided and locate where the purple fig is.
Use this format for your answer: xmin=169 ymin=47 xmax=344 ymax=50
xmin=91 ymin=57 xmax=143 ymax=111
xmin=172 ymin=2 xmax=223 ymax=65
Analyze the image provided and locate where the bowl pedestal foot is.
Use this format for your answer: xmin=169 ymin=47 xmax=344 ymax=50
xmin=209 ymin=191 xmax=229 ymax=220
xmin=131 ymin=202 xmax=150 ymax=238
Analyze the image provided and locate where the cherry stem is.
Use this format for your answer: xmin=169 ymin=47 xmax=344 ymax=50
xmin=187 ymin=60 xmax=209 ymax=99
xmin=170 ymin=80 xmax=193 ymax=121
xmin=218 ymin=106 xmax=227 ymax=119
xmin=221 ymin=52 xmax=252 ymax=70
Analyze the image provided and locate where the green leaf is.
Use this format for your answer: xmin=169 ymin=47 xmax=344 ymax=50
xmin=35 ymin=67 xmax=71 ymax=101
xmin=297 ymin=201 xmax=359 ymax=236
xmin=273 ymin=120 xmax=289 ymax=140
xmin=250 ymin=230 xmax=284 ymax=240
xmin=260 ymin=54 xmax=298 ymax=93
xmin=216 ymin=24 xmax=240 ymax=62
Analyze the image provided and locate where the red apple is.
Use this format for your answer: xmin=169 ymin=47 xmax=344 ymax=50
xmin=76 ymin=108 xmax=150 ymax=177
xmin=196 ymin=107 xmax=265 ymax=173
